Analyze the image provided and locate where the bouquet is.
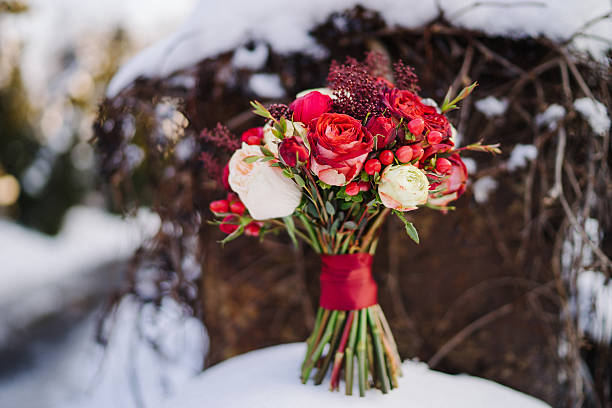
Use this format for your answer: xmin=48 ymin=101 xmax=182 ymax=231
xmin=205 ymin=54 xmax=499 ymax=396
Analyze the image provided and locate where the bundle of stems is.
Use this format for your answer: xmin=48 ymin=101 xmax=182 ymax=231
xmin=300 ymin=304 xmax=402 ymax=396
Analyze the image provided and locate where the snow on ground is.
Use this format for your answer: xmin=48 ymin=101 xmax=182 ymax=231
xmin=248 ymin=73 xmax=286 ymax=98
xmin=0 ymin=206 xmax=160 ymax=342
xmin=573 ymin=97 xmax=611 ymax=136
xmin=107 ymin=0 xmax=612 ymax=97
xmin=157 ymin=343 xmax=550 ymax=408
xmin=507 ymin=144 xmax=538 ymax=172
xmin=475 ymin=96 xmax=509 ymax=118
xmin=0 ymin=296 xmax=208 ymax=408
xmin=472 ymin=176 xmax=498 ymax=204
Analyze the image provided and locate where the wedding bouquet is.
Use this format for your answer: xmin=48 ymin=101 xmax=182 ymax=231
xmin=205 ymin=54 xmax=499 ymax=396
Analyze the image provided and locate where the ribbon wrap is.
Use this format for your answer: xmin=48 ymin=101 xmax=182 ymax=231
xmin=319 ymin=253 xmax=377 ymax=310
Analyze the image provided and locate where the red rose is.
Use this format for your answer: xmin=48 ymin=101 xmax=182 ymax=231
xmin=308 ymin=113 xmax=374 ymax=186
xmin=279 ymin=136 xmax=309 ymax=167
xmin=423 ymin=112 xmax=452 ymax=138
xmin=290 ymin=91 xmax=333 ymax=125
xmin=241 ymin=127 xmax=264 ymax=145
xmin=428 ymin=154 xmax=467 ymax=207
xmin=366 ymin=116 xmax=397 ymax=149
xmin=383 ymin=88 xmax=436 ymax=121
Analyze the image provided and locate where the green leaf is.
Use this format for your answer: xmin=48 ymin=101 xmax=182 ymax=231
xmin=243 ymin=156 xmax=260 ymax=163
xmin=283 ymin=216 xmax=298 ymax=249
xmin=260 ymin=146 xmax=274 ymax=157
xmin=329 ymin=217 xmax=340 ymax=236
xmin=250 ymin=100 xmax=274 ymax=120
xmin=282 ymin=168 xmax=293 ymax=179
xmin=343 ymin=221 xmax=357 ymax=230
xmin=294 ymin=174 xmax=306 ymax=188
xmin=219 ymin=225 xmax=244 ymax=245
xmin=325 ymin=201 xmax=336 ymax=216
xmin=393 ymin=210 xmax=420 ymax=244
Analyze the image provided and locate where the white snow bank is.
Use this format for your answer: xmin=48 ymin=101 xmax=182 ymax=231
xmin=508 ymin=144 xmax=538 ymax=172
xmin=0 ymin=206 xmax=160 ymax=342
xmin=107 ymin=0 xmax=612 ymax=97
xmin=232 ymin=43 xmax=269 ymax=70
xmin=573 ymin=97 xmax=611 ymax=136
xmin=157 ymin=343 xmax=550 ymax=408
xmin=475 ymin=96 xmax=509 ymax=118
xmin=578 ymin=270 xmax=612 ymax=344
xmin=472 ymin=176 xmax=498 ymax=204
xmin=248 ymin=73 xmax=286 ymax=98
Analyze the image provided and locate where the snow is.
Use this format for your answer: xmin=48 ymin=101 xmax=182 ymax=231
xmin=248 ymin=73 xmax=286 ymax=98
xmin=0 ymin=296 xmax=208 ymax=408
xmin=573 ymin=97 xmax=611 ymax=136
xmin=232 ymin=42 xmax=269 ymax=70
xmin=107 ymin=0 xmax=612 ymax=97
xmin=472 ymin=176 xmax=498 ymax=204
xmin=157 ymin=343 xmax=550 ymax=408
xmin=463 ymin=157 xmax=477 ymax=174
xmin=0 ymin=0 xmax=197 ymax=103
xmin=0 ymin=206 xmax=160 ymax=342
xmin=578 ymin=271 xmax=612 ymax=344
xmin=535 ymin=104 xmax=566 ymax=131
xmin=475 ymin=96 xmax=509 ymax=118
xmin=507 ymin=144 xmax=538 ymax=172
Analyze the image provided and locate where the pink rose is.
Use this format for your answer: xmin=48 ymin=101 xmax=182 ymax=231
xmin=428 ymin=154 xmax=468 ymax=207
xmin=290 ymin=91 xmax=332 ymax=125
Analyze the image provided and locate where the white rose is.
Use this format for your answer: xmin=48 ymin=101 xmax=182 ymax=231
xmin=378 ymin=164 xmax=429 ymax=211
xmin=263 ymin=121 xmax=308 ymax=157
xmin=296 ymin=87 xmax=335 ymax=99
xmin=228 ymin=143 xmax=302 ymax=220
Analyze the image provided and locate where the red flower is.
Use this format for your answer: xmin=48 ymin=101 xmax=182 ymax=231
xmin=428 ymin=154 xmax=468 ymax=207
xmin=423 ymin=112 xmax=452 ymax=138
xmin=241 ymin=127 xmax=264 ymax=145
xmin=383 ymin=88 xmax=435 ymax=121
xmin=308 ymin=113 xmax=374 ymax=186
xmin=366 ymin=116 xmax=396 ymax=149
xmin=279 ymin=136 xmax=309 ymax=167
xmin=290 ymin=91 xmax=332 ymax=125
xmin=221 ymin=163 xmax=230 ymax=190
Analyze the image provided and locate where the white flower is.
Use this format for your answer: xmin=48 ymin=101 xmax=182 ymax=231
xmin=378 ymin=164 xmax=429 ymax=211
xmin=228 ymin=143 xmax=302 ymax=220
xmin=262 ymin=120 xmax=308 ymax=157
xmin=296 ymin=87 xmax=335 ymax=99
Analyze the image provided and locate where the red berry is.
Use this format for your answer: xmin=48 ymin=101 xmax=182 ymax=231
xmin=427 ymin=131 xmax=443 ymax=145
xmin=244 ymin=222 xmax=261 ymax=237
xmin=230 ymin=201 xmax=246 ymax=215
xmin=358 ymin=181 xmax=370 ymax=192
xmin=407 ymin=118 xmax=425 ymax=136
xmin=379 ymin=150 xmax=394 ymax=166
xmin=246 ymin=135 xmax=262 ymax=145
xmin=219 ymin=215 xmax=239 ymax=234
xmin=436 ymin=157 xmax=452 ymax=174
xmin=396 ymin=146 xmax=413 ymax=163
xmin=364 ymin=159 xmax=382 ymax=175
xmin=411 ymin=145 xmax=424 ymax=161
xmin=345 ymin=182 xmax=360 ymax=196
xmin=209 ymin=199 xmax=229 ymax=213
xmin=226 ymin=192 xmax=239 ymax=202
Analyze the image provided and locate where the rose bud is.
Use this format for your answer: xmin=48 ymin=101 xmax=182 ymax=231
xmin=230 ymin=200 xmax=246 ymax=215
xmin=364 ymin=159 xmax=382 ymax=175
xmin=279 ymin=136 xmax=309 ymax=167
xmin=210 ymin=199 xmax=229 ymax=214
xmin=290 ymin=91 xmax=332 ymax=125
xmin=396 ymin=146 xmax=413 ymax=163
xmin=379 ymin=150 xmax=394 ymax=166
xmin=410 ymin=145 xmax=424 ymax=161
xmin=244 ymin=221 xmax=261 ymax=237
xmin=366 ymin=116 xmax=396 ymax=149
xmin=345 ymin=182 xmax=360 ymax=196
xmin=427 ymin=130 xmax=443 ymax=145
xmin=241 ymin=127 xmax=264 ymax=145
xmin=436 ymin=157 xmax=452 ymax=174
xmin=358 ymin=181 xmax=370 ymax=192
xmin=407 ymin=118 xmax=425 ymax=136
xmin=219 ymin=215 xmax=239 ymax=234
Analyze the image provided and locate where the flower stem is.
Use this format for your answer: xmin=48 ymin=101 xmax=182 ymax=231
xmin=357 ymin=309 xmax=367 ymax=397
xmin=345 ymin=310 xmax=359 ymax=395
xmin=301 ymin=310 xmax=338 ymax=383
xmin=360 ymin=208 xmax=391 ymax=252
xmin=297 ymin=213 xmax=322 ymax=253
xmin=330 ymin=311 xmax=355 ymax=390
xmin=368 ymin=307 xmax=390 ymax=393
xmin=315 ymin=311 xmax=346 ymax=384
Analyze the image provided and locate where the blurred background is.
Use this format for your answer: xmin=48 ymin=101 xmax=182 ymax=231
xmin=0 ymin=1 xmax=611 ymax=407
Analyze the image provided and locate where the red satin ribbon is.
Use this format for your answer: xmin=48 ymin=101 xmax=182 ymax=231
xmin=319 ymin=253 xmax=377 ymax=310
